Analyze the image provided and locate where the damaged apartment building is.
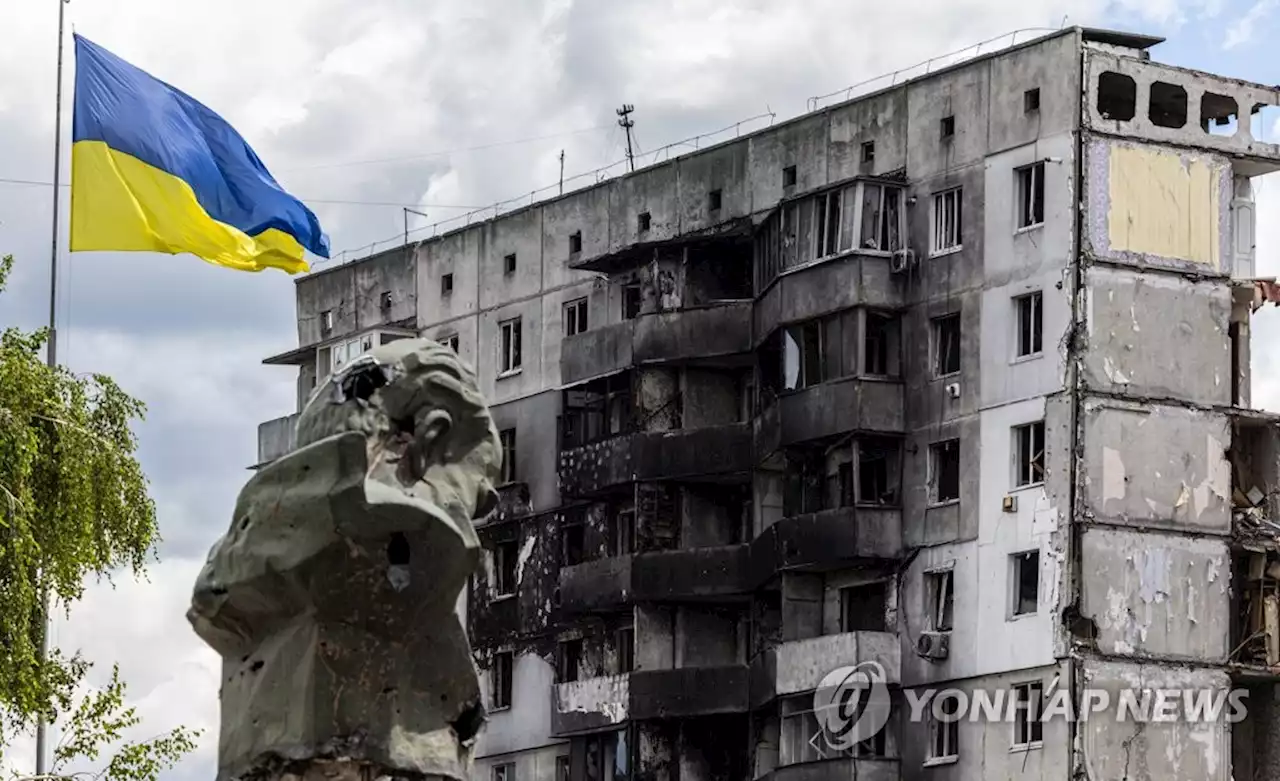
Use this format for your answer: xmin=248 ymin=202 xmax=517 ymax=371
xmin=254 ymin=26 xmax=1280 ymax=781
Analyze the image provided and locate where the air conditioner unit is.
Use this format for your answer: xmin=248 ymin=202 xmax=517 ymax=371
xmin=890 ymin=249 xmax=916 ymax=274
xmin=917 ymin=631 xmax=951 ymax=661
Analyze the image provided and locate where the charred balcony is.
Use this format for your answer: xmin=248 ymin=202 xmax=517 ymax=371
xmin=551 ymin=666 xmax=750 ymax=736
xmin=759 ymin=758 xmax=900 ymax=781
xmin=749 ymin=630 xmax=901 ymax=709
xmin=558 ymin=544 xmax=749 ymax=613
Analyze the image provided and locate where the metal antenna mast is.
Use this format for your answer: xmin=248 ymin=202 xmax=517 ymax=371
xmin=616 ymin=104 xmax=636 ymax=172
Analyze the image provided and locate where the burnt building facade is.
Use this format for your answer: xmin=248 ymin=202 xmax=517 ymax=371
xmin=257 ymin=26 xmax=1280 ymax=781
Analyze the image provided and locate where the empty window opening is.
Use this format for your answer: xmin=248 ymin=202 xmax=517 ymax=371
xmin=439 ymin=333 xmax=459 ymax=353
xmin=320 ymin=309 xmax=334 ymax=333
xmin=493 ymin=762 xmax=515 ymax=781
xmin=814 ymin=189 xmax=843 ymax=257
xmin=494 ymin=540 xmax=518 ymax=596
xmin=499 ymin=318 xmax=522 ymax=374
xmin=637 ymin=211 xmax=652 ymax=233
xmin=1013 ymin=682 xmax=1044 ymax=747
xmin=561 ymin=518 xmax=585 ymax=566
xmin=931 ymin=188 xmax=963 ymax=254
xmin=1013 ymin=421 xmax=1045 ymax=488
xmin=930 ymin=439 xmax=960 ymax=504
xmin=611 ymin=508 xmax=635 ymax=557
xmin=861 ymin=140 xmax=876 ymax=163
xmin=555 ymin=756 xmax=570 ymax=781
xmin=1015 ymin=291 xmax=1043 ymax=357
xmin=863 ymin=312 xmax=900 ymax=376
xmin=564 ymin=297 xmax=589 ymax=337
xmin=615 ymin=626 xmax=635 ymax=673
xmin=858 ymin=437 xmax=900 ymax=505
xmin=1016 ymin=162 xmax=1045 ymax=229
xmin=708 ymin=189 xmax=723 ymax=212
xmin=499 ymin=428 xmax=517 ymax=484
xmin=569 ymin=231 xmax=583 ymax=254
xmin=557 ymin=638 xmax=582 ymax=683
xmin=929 ymin=694 xmax=961 ymax=761
xmin=1201 ymin=92 xmax=1239 ymax=135
xmin=1012 ymin=550 xmax=1040 ymax=616
xmin=503 ymin=253 xmax=517 ymax=275
xmin=379 ymin=291 xmax=393 ymax=311
xmin=491 ymin=651 xmax=513 ymax=710
xmin=622 ymin=283 xmax=642 ymax=320
xmin=927 ymin=570 xmax=954 ymax=632
xmin=441 ymin=273 xmax=454 ymax=296
xmin=1024 ymin=88 xmax=1041 ymax=114
xmin=783 ymin=320 xmax=825 ymax=390
xmin=783 ymin=165 xmax=797 ymax=187
xmin=859 ymin=183 xmax=903 ymax=251
xmin=1097 ymin=71 xmax=1137 ymax=121
xmin=1149 ymin=81 xmax=1188 ymax=129
xmin=940 ymin=115 xmax=955 ymax=139
xmin=932 ymin=313 xmax=961 ymax=377
xmin=837 ymin=461 xmax=854 ymax=508
xmin=841 ymin=582 xmax=888 ymax=632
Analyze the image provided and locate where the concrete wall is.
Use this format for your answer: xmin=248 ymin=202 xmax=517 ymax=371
xmin=474 ymin=744 xmax=568 ymax=781
xmin=476 ymin=653 xmax=568 ymax=760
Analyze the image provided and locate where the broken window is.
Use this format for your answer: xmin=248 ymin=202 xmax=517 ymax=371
xmin=493 ymin=763 xmax=515 ymax=781
xmin=557 ymin=638 xmax=583 ymax=683
xmin=561 ymin=374 xmax=632 ymax=448
xmin=564 ymin=297 xmax=589 ymax=337
xmin=940 ymin=115 xmax=955 ymax=139
xmin=1012 ymin=682 xmax=1044 ymax=747
xmin=782 ymin=320 xmax=825 ymax=390
xmin=708 ymin=189 xmax=723 ymax=213
xmin=504 ymin=252 xmax=517 ymax=275
xmin=379 ymin=291 xmax=393 ymax=313
xmin=491 ymin=651 xmax=513 ymax=710
xmin=499 ymin=428 xmax=517 ymax=484
xmin=1202 ymin=92 xmax=1238 ymax=135
xmin=861 ymin=140 xmax=875 ymax=164
xmin=928 ymin=693 xmax=960 ymax=761
xmin=863 ymin=311 xmax=900 ymax=376
xmin=499 ymin=317 xmax=522 ymax=374
xmin=1012 ymin=550 xmax=1040 ymax=616
xmin=439 ymin=333 xmax=459 ymax=353
xmin=1013 ymin=421 xmax=1045 ymax=488
xmin=555 ymin=756 xmax=570 ymax=781
xmin=615 ymin=626 xmax=635 ymax=673
xmin=441 ymin=273 xmax=454 ymax=296
xmin=782 ymin=165 xmax=797 ymax=187
xmin=926 ymin=569 xmax=954 ymax=631
xmin=1097 ymin=71 xmax=1136 ymax=121
xmin=841 ymin=582 xmax=888 ymax=632
xmin=622 ymin=283 xmax=641 ymax=320
xmin=929 ymin=439 xmax=960 ymax=504
xmin=1016 ymin=162 xmax=1045 ymax=229
xmin=569 ymin=231 xmax=583 ymax=255
xmin=637 ymin=211 xmax=651 ymax=233
xmin=611 ymin=508 xmax=635 ymax=557
xmin=1149 ymin=81 xmax=1188 ymax=129
xmin=932 ymin=313 xmax=961 ymax=377
xmin=561 ymin=517 xmax=585 ymax=566
xmin=782 ymin=696 xmax=856 ymax=763
xmin=837 ymin=461 xmax=854 ymax=507
xmin=494 ymin=540 xmax=518 ymax=597
xmin=1015 ymin=291 xmax=1043 ymax=357
xmin=1024 ymin=87 xmax=1041 ymax=114
xmin=858 ymin=437 xmax=900 ymax=505
xmin=813 ymin=189 xmax=843 ymax=258
xmin=783 ymin=448 xmax=827 ymax=516
xmin=931 ymin=187 xmax=963 ymax=254
xmin=858 ymin=183 xmax=903 ymax=251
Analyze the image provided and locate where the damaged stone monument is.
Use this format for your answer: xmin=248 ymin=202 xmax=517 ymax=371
xmin=189 ymin=339 xmax=502 ymax=781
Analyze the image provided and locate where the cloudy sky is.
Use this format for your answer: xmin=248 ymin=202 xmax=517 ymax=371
xmin=3 ymin=0 xmax=1280 ymax=778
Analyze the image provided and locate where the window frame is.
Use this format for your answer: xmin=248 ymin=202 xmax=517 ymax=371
xmin=1015 ymin=161 xmax=1046 ymax=230
xmin=926 ymin=568 xmax=955 ymax=632
xmin=932 ymin=313 xmax=961 ymax=378
xmin=1012 ymin=681 xmax=1045 ymax=749
xmin=493 ymin=762 xmax=515 ymax=781
xmin=439 ymin=333 xmax=460 ymax=353
xmin=499 ymin=317 xmax=522 ymax=375
xmin=503 ymin=253 xmax=517 ymax=275
xmin=441 ymin=273 xmax=454 ymax=296
xmin=494 ymin=540 xmax=518 ymax=598
xmin=1012 ymin=420 xmax=1046 ymax=489
xmin=490 ymin=650 xmax=513 ymax=711
xmin=930 ymin=187 xmax=963 ymax=256
xmin=926 ymin=693 xmax=961 ymax=764
xmin=1011 ymin=549 xmax=1041 ymax=617
xmin=929 ymin=438 xmax=961 ymax=505
xmin=564 ymin=297 xmax=589 ymax=337
xmin=1014 ymin=291 xmax=1044 ymax=359
xmin=499 ymin=428 xmax=517 ymax=484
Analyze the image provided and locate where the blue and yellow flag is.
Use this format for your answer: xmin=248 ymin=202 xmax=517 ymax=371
xmin=70 ymin=35 xmax=328 ymax=274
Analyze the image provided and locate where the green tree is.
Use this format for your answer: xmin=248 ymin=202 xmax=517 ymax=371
xmin=0 ymin=255 xmax=198 ymax=779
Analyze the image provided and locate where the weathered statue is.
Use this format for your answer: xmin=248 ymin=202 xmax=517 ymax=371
xmin=188 ymin=339 xmax=501 ymax=781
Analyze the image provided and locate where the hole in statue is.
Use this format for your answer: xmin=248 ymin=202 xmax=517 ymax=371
xmin=387 ymin=532 xmax=411 ymax=566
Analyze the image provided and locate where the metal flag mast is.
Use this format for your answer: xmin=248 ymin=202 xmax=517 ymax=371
xmin=36 ymin=0 xmax=71 ymax=774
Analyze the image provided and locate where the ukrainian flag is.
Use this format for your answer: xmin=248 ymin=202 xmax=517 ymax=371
xmin=70 ymin=35 xmax=328 ymax=274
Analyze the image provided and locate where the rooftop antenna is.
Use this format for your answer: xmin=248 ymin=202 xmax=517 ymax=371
xmin=617 ymin=104 xmax=636 ymax=172
xmin=403 ymin=207 xmax=428 ymax=247
xmin=559 ymin=149 xmax=565 ymax=194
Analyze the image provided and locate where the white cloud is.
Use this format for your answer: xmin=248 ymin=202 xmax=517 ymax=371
xmin=1223 ymin=0 xmax=1277 ymax=48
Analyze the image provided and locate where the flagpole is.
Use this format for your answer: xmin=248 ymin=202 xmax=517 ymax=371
xmin=36 ymin=0 xmax=69 ymax=774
